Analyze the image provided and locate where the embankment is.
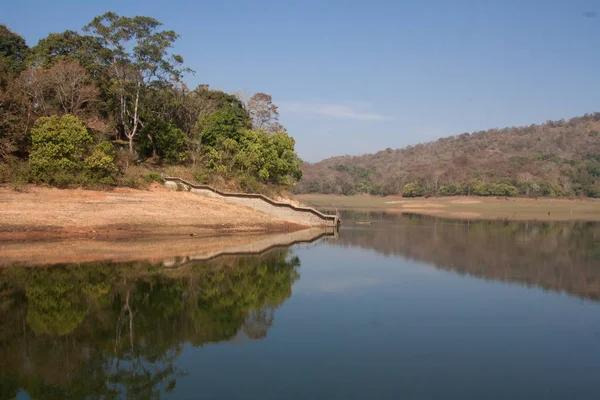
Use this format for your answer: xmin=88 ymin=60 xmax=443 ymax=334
xmin=164 ymin=177 xmax=339 ymax=227
xmin=0 ymin=184 xmax=306 ymax=241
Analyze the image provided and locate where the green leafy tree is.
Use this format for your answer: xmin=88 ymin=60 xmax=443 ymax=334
xmin=0 ymin=24 xmax=28 ymax=74
xmin=402 ymin=181 xmax=424 ymax=197
xmin=29 ymin=30 xmax=110 ymax=78
xmin=199 ymin=108 xmax=244 ymax=148
xmin=140 ymin=119 xmax=188 ymax=163
xmin=84 ymin=12 xmax=187 ymax=154
xmin=194 ymin=88 xmax=250 ymax=129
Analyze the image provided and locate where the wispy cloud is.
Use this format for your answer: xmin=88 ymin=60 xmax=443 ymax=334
xmin=279 ymin=101 xmax=393 ymax=121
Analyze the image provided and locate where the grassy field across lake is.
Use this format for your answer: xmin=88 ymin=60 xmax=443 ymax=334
xmin=295 ymin=194 xmax=600 ymax=221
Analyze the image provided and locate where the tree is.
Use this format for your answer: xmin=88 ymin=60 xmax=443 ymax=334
xmin=16 ymin=61 xmax=99 ymax=119
xmin=140 ymin=119 xmax=188 ymax=163
xmin=0 ymin=60 xmax=30 ymax=157
xmin=29 ymin=30 xmax=110 ymax=79
xmin=247 ymin=92 xmax=282 ymax=132
xmin=199 ymin=108 xmax=244 ymax=148
xmin=0 ymin=24 xmax=28 ymax=74
xmin=84 ymin=12 xmax=187 ymax=154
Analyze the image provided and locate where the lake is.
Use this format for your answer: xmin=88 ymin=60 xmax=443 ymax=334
xmin=1 ymin=211 xmax=600 ymax=399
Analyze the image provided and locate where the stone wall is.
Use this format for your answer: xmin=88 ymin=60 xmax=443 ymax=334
xmin=164 ymin=177 xmax=339 ymax=228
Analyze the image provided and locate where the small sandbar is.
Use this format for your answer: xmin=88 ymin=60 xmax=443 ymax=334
xmin=450 ymin=212 xmax=481 ymax=218
xmin=450 ymin=199 xmax=482 ymax=205
xmin=401 ymin=203 xmax=447 ymax=209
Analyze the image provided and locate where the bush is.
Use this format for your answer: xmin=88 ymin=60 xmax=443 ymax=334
xmin=0 ymin=157 xmax=30 ymax=185
xmin=517 ymin=180 xmax=534 ymax=196
xmin=84 ymin=141 xmax=118 ymax=184
xmin=29 ymin=115 xmax=92 ymax=184
xmin=192 ymin=171 xmax=209 ymax=184
xmin=489 ymin=183 xmax=518 ymax=197
xmin=29 ymin=115 xmax=118 ymax=187
xmin=402 ymin=181 xmax=424 ymax=197
xmin=538 ymin=180 xmax=565 ymax=197
xmin=473 ymin=181 xmax=491 ymax=196
xmin=141 ymin=171 xmax=164 ymax=184
xmin=238 ymin=173 xmax=262 ymax=193
xmin=118 ymin=174 xmax=140 ymax=188
xmin=587 ymin=183 xmax=600 ymax=198
xmin=439 ymin=184 xmax=460 ymax=196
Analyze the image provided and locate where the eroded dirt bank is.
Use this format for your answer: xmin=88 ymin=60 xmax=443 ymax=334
xmin=0 ymin=184 xmax=306 ymax=241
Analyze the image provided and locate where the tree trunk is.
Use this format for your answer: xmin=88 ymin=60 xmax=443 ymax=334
xmin=129 ymin=136 xmax=134 ymax=154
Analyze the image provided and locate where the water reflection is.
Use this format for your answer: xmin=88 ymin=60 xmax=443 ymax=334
xmin=2 ymin=213 xmax=600 ymax=399
xmin=335 ymin=211 xmax=600 ymax=300
xmin=0 ymin=251 xmax=299 ymax=399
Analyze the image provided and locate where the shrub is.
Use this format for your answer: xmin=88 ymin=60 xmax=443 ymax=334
xmin=402 ymin=181 xmax=424 ymax=197
xmin=0 ymin=157 xmax=30 ymax=185
xmin=439 ymin=184 xmax=460 ymax=196
xmin=489 ymin=183 xmax=517 ymax=197
xmin=29 ymin=115 xmax=118 ymax=187
xmin=238 ymin=173 xmax=262 ymax=193
xmin=537 ymin=180 xmax=565 ymax=197
xmin=192 ymin=171 xmax=209 ymax=184
xmin=516 ymin=180 xmax=534 ymax=196
xmin=587 ymin=183 xmax=600 ymax=198
xmin=29 ymin=115 xmax=92 ymax=184
xmin=117 ymin=174 xmax=140 ymax=188
xmin=141 ymin=171 xmax=164 ymax=184
xmin=84 ymin=141 xmax=118 ymax=184
xmin=473 ymin=181 xmax=491 ymax=196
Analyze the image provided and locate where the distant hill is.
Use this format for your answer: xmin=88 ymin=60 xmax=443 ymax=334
xmin=295 ymin=113 xmax=600 ymax=198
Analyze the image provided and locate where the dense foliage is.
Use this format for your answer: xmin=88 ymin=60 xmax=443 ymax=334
xmin=296 ymin=114 xmax=600 ymax=198
xmin=29 ymin=115 xmax=117 ymax=186
xmin=0 ymin=14 xmax=302 ymax=193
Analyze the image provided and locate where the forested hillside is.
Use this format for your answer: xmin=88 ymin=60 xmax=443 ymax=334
xmin=296 ymin=114 xmax=600 ymax=198
xmin=0 ymin=13 xmax=301 ymax=194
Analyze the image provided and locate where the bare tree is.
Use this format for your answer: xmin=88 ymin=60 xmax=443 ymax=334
xmin=16 ymin=61 xmax=98 ymax=119
xmin=247 ymin=92 xmax=280 ymax=132
xmin=48 ymin=61 xmax=99 ymax=117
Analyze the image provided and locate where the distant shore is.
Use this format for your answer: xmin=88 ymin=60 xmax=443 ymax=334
xmin=295 ymin=194 xmax=600 ymax=221
xmin=0 ymin=185 xmax=306 ymax=241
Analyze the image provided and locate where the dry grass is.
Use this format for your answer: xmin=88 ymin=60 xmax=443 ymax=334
xmin=295 ymin=194 xmax=600 ymax=221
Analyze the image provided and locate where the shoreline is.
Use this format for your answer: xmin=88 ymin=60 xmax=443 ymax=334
xmin=295 ymin=194 xmax=600 ymax=221
xmin=0 ymin=185 xmax=307 ymax=242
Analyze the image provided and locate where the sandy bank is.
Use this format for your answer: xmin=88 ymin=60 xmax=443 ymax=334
xmin=296 ymin=194 xmax=600 ymax=221
xmin=0 ymin=184 xmax=306 ymax=241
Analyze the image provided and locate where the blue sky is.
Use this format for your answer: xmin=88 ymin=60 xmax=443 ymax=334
xmin=3 ymin=0 xmax=600 ymax=161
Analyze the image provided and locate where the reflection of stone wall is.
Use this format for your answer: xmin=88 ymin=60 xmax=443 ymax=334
xmin=165 ymin=177 xmax=339 ymax=227
xmin=335 ymin=216 xmax=600 ymax=301
xmin=163 ymin=227 xmax=337 ymax=268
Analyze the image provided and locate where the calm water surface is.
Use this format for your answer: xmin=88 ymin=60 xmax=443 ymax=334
xmin=1 ymin=212 xmax=600 ymax=399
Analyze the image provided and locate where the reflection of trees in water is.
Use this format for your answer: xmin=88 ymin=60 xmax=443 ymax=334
xmin=0 ymin=250 xmax=300 ymax=399
xmin=337 ymin=212 xmax=600 ymax=300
